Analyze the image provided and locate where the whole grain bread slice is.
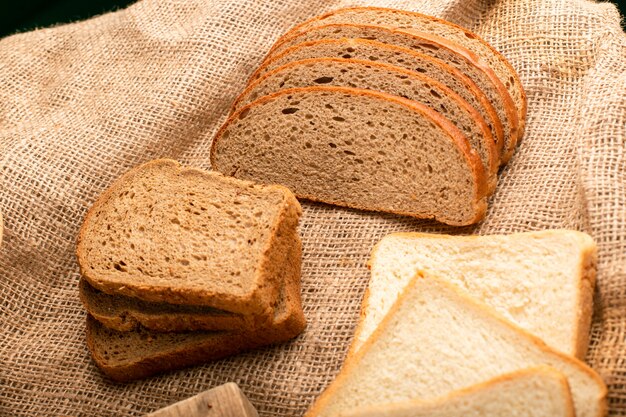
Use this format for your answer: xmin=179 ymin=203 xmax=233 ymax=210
xmin=340 ymin=367 xmax=574 ymax=417
xmin=271 ymin=7 xmax=527 ymax=140
xmin=305 ymin=273 xmax=607 ymax=417
xmin=260 ymin=24 xmax=519 ymax=162
xmin=355 ymin=230 xmax=597 ymax=358
xmin=248 ymin=38 xmax=504 ymax=161
xmin=232 ymin=58 xmax=499 ymax=191
xmin=212 ymin=86 xmax=488 ymax=226
xmin=86 ymin=239 xmax=306 ymax=382
xmin=76 ymin=159 xmax=302 ymax=315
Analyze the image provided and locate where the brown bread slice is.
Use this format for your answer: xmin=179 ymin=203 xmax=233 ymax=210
xmin=273 ymin=6 xmax=527 ymax=139
xmin=248 ymin=38 xmax=504 ymax=161
xmin=212 ymin=86 xmax=488 ymax=226
xmin=76 ymin=159 xmax=302 ymax=315
xmin=86 ymin=240 xmax=306 ymax=382
xmin=260 ymin=24 xmax=519 ymax=163
xmin=232 ymin=57 xmax=498 ymax=192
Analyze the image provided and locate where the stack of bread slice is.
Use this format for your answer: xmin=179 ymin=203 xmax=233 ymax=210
xmin=76 ymin=159 xmax=306 ymax=382
xmin=211 ymin=7 xmax=527 ymax=226
xmin=305 ymin=231 xmax=607 ymax=417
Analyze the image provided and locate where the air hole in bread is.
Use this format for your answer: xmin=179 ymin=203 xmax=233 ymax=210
xmin=415 ymin=67 xmax=427 ymax=73
xmin=464 ymin=31 xmax=477 ymax=39
xmin=238 ymin=108 xmax=250 ymax=119
xmin=313 ymin=76 xmax=334 ymax=84
xmin=368 ymin=56 xmax=379 ymax=61
xmin=333 ymin=116 xmax=345 ymax=122
xmin=282 ymin=107 xmax=299 ymax=114
xmin=342 ymin=54 xmax=352 ymax=59
xmin=363 ymin=36 xmax=377 ymax=40
xmin=329 ymin=143 xmax=337 ymax=148
xmin=346 ymin=47 xmax=355 ymax=52
xmin=344 ymin=150 xmax=356 ymax=156
xmin=180 ymin=259 xmax=190 ymax=266
xmin=171 ymin=217 xmax=180 ymax=225
xmin=430 ymin=89 xmax=442 ymax=99
xmin=418 ymin=43 xmax=439 ymax=51
xmin=305 ymin=142 xmax=312 ymax=149
xmin=325 ymin=104 xmax=334 ymax=109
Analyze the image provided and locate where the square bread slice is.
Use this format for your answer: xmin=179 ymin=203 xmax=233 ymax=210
xmin=355 ymin=230 xmax=597 ymax=358
xmin=76 ymin=159 xmax=301 ymax=316
xmin=212 ymin=86 xmax=488 ymax=226
xmin=340 ymin=366 xmax=574 ymax=417
xmin=305 ymin=274 xmax=606 ymax=417
xmin=273 ymin=6 xmax=527 ymax=141
xmin=86 ymin=239 xmax=306 ymax=382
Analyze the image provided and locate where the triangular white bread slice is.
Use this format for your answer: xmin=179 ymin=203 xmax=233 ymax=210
xmin=211 ymin=86 xmax=488 ymax=226
xmin=354 ymin=230 xmax=597 ymax=358
xmin=270 ymin=6 xmax=527 ymax=140
xmin=260 ymin=24 xmax=519 ymax=163
xmin=340 ymin=366 xmax=575 ymax=417
xmin=304 ymin=274 xmax=607 ymax=417
xmin=232 ymin=58 xmax=499 ymax=192
xmin=248 ymin=39 xmax=504 ymax=160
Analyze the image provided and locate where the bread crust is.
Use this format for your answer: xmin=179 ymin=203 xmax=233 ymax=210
xmin=212 ymin=86 xmax=489 ymax=226
xmin=231 ymin=57 xmax=499 ymax=192
xmin=306 ymin=273 xmax=607 ymax=417
xmin=86 ymin=236 xmax=306 ymax=382
xmin=269 ymin=6 xmax=527 ymax=141
xmin=76 ymin=159 xmax=302 ymax=315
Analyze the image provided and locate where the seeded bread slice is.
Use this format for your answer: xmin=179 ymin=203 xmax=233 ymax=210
xmin=356 ymin=230 xmax=597 ymax=359
xmin=261 ymin=24 xmax=519 ymax=162
xmin=340 ymin=367 xmax=574 ymax=417
xmin=248 ymin=38 xmax=504 ymax=161
xmin=305 ymin=274 xmax=607 ymax=417
xmin=232 ymin=58 xmax=498 ymax=192
xmin=212 ymin=86 xmax=488 ymax=226
xmin=76 ymin=159 xmax=302 ymax=315
xmin=86 ymin=240 xmax=306 ymax=382
xmin=273 ymin=7 xmax=527 ymax=140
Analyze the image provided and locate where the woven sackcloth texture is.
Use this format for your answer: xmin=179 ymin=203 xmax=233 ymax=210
xmin=0 ymin=0 xmax=625 ymax=415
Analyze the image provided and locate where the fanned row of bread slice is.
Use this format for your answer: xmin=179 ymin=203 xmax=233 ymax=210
xmin=305 ymin=231 xmax=607 ymax=417
xmin=211 ymin=7 xmax=527 ymax=226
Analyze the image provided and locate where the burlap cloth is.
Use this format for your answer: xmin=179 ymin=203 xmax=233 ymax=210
xmin=1 ymin=0 xmax=625 ymax=415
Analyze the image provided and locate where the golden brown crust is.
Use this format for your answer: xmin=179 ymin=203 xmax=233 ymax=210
xmin=233 ymin=56 xmax=499 ymax=191
xmin=212 ymin=86 xmax=489 ymax=226
xmin=574 ymin=233 xmax=598 ymax=359
xmin=306 ymin=273 xmax=607 ymax=417
xmin=76 ymin=159 xmax=302 ymax=315
xmin=270 ymin=6 xmax=527 ymax=142
xmin=248 ymin=38 xmax=505 ymax=159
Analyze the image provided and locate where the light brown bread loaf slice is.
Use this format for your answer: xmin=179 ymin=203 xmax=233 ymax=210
xmin=212 ymin=86 xmax=488 ymax=226
xmin=305 ymin=274 xmax=607 ymax=417
xmin=339 ymin=367 xmax=575 ymax=417
xmin=248 ymin=38 xmax=504 ymax=160
xmin=355 ymin=230 xmax=597 ymax=358
xmin=86 ymin=240 xmax=306 ymax=382
xmin=273 ymin=7 xmax=527 ymax=140
xmin=261 ymin=24 xmax=519 ymax=162
xmin=233 ymin=58 xmax=498 ymax=191
xmin=76 ymin=159 xmax=302 ymax=315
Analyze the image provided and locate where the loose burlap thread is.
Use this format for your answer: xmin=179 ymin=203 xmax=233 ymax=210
xmin=1 ymin=0 xmax=625 ymax=415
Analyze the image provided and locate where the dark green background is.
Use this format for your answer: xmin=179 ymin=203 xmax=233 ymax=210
xmin=1 ymin=0 xmax=625 ymax=38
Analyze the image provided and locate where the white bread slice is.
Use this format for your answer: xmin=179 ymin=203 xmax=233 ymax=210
xmin=355 ymin=230 xmax=597 ymax=358
xmin=249 ymin=39 xmax=504 ymax=159
xmin=232 ymin=58 xmax=499 ymax=192
xmin=261 ymin=24 xmax=519 ymax=162
xmin=212 ymin=86 xmax=488 ymax=226
xmin=273 ymin=6 xmax=527 ymax=140
xmin=340 ymin=366 xmax=575 ymax=417
xmin=76 ymin=159 xmax=302 ymax=315
xmin=305 ymin=274 xmax=607 ymax=417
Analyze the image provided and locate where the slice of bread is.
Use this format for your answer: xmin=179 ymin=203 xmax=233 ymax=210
xmin=340 ymin=367 xmax=575 ymax=417
xmin=76 ymin=159 xmax=301 ymax=315
xmin=248 ymin=38 xmax=504 ymax=161
xmin=86 ymin=239 xmax=306 ymax=382
xmin=274 ymin=6 xmax=527 ymax=140
xmin=232 ymin=58 xmax=499 ymax=192
xmin=260 ymin=24 xmax=519 ymax=162
xmin=355 ymin=231 xmax=597 ymax=358
xmin=212 ymin=86 xmax=488 ymax=226
xmin=305 ymin=274 xmax=607 ymax=417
